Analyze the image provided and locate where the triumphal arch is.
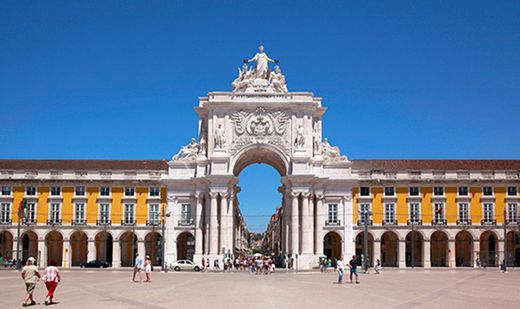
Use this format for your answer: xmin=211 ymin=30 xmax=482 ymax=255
xmin=164 ymin=46 xmax=356 ymax=269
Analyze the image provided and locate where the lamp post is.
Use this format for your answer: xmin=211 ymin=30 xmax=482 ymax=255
xmin=16 ymin=199 xmax=26 ymax=270
xmin=363 ymin=209 xmax=372 ymax=268
xmin=503 ymin=208 xmax=508 ymax=272
xmin=411 ymin=212 xmax=415 ymax=269
xmin=161 ymin=205 xmax=171 ymax=271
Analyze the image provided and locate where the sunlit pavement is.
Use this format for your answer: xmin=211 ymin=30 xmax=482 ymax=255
xmin=1 ymin=268 xmax=519 ymax=308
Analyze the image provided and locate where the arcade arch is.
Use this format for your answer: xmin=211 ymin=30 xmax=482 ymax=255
xmin=431 ymin=231 xmax=448 ymax=267
xmin=70 ymin=231 xmax=88 ymax=266
xmin=21 ymin=231 xmax=38 ymax=263
xmin=45 ymin=231 xmax=63 ymax=266
xmin=177 ymin=232 xmax=195 ymax=261
xmin=381 ymin=231 xmax=399 ymax=267
xmin=455 ymin=231 xmax=473 ymax=267
xmin=95 ymin=231 xmax=113 ymax=265
xmin=480 ymin=231 xmax=498 ymax=266
xmin=323 ymin=232 xmax=341 ymax=261
xmin=0 ymin=231 xmax=13 ymax=258
xmin=145 ymin=232 xmax=162 ymax=266
xmin=405 ymin=231 xmax=423 ymax=267
xmin=120 ymin=231 xmax=136 ymax=267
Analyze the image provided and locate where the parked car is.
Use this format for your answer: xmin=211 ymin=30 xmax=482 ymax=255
xmin=170 ymin=259 xmax=201 ymax=272
xmin=80 ymin=260 xmax=109 ymax=268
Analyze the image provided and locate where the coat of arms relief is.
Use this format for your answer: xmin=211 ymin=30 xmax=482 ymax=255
xmin=229 ymin=107 xmax=291 ymax=155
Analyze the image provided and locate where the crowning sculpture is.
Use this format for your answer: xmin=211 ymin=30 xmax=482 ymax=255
xmin=232 ymin=45 xmax=288 ymax=93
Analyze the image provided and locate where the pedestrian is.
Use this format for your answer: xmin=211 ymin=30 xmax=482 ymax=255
xmin=336 ymin=256 xmax=345 ymax=284
xmin=349 ymin=255 xmax=359 ymax=284
xmin=131 ymin=252 xmax=143 ymax=283
xmin=145 ymin=256 xmax=152 ymax=282
xmin=201 ymin=257 xmax=205 ymax=272
xmin=214 ymin=259 xmax=220 ymax=270
xmin=364 ymin=257 xmax=370 ymax=274
xmin=375 ymin=258 xmax=381 ymax=274
xmin=43 ymin=260 xmax=61 ymax=306
xmin=21 ymin=256 xmax=40 ymax=307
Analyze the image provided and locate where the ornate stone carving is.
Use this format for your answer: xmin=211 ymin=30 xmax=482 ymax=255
xmin=244 ymin=45 xmax=278 ymax=79
xmin=321 ymin=138 xmax=348 ymax=161
xmin=269 ymin=66 xmax=288 ymax=93
xmin=172 ymin=138 xmax=199 ymax=161
xmin=312 ymin=122 xmax=321 ymax=155
xmin=294 ymin=125 xmax=305 ymax=149
xmin=229 ymin=107 xmax=291 ymax=155
xmin=214 ymin=124 xmax=226 ymax=149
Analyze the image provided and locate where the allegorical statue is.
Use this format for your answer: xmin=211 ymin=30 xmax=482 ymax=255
xmin=269 ymin=65 xmax=288 ymax=93
xmin=232 ymin=63 xmax=254 ymax=92
xmin=295 ymin=125 xmax=305 ymax=149
xmin=312 ymin=122 xmax=321 ymax=155
xmin=173 ymin=138 xmax=200 ymax=160
xmin=215 ymin=124 xmax=226 ymax=149
xmin=321 ymin=138 xmax=347 ymax=161
xmin=244 ymin=45 xmax=278 ymax=79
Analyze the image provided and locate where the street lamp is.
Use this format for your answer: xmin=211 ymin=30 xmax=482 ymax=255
xmin=503 ymin=208 xmax=508 ymax=272
xmin=161 ymin=206 xmax=171 ymax=271
xmin=411 ymin=213 xmax=415 ymax=269
xmin=362 ymin=209 xmax=372 ymax=269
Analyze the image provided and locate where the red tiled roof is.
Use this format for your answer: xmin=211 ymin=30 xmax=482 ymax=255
xmin=351 ymin=160 xmax=520 ymax=171
xmin=0 ymin=160 xmax=168 ymax=171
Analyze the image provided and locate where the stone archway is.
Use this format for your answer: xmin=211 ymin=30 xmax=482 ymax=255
xmin=480 ymin=231 xmax=498 ymax=267
xmin=45 ymin=231 xmax=63 ymax=266
xmin=145 ymin=232 xmax=162 ymax=266
xmin=431 ymin=231 xmax=448 ymax=267
xmin=119 ymin=231 xmax=136 ymax=267
xmin=0 ymin=231 xmax=13 ymax=258
xmin=177 ymin=232 xmax=195 ymax=261
xmin=507 ymin=231 xmax=520 ymax=267
xmin=95 ymin=232 xmax=113 ymax=264
xmin=323 ymin=232 xmax=342 ymax=260
xmin=21 ymin=231 xmax=38 ymax=263
xmin=455 ymin=231 xmax=473 ymax=267
xmin=381 ymin=231 xmax=399 ymax=267
xmin=406 ymin=231 xmax=423 ymax=267
xmin=355 ymin=232 xmax=374 ymax=265
xmin=70 ymin=231 xmax=88 ymax=266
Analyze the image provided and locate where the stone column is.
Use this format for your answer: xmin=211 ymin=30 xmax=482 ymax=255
xmin=473 ymin=239 xmax=480 ymax=268
xmin=112 ymin=239 xmax=121 ymax=268
xmin=138 ymin=240 xmax=145 ymax=258
xmin=343 ymin=193 xmax=354 ymax=257
xmin=449 ymin=239 xmax=456 ymax=268
xmin=87 ymin=239 xmax=96 ymax=262
xmin=63 ymin=240 xmax=72 ymax=268
xmin=290 ymin=192 xmax=299 ymax=255
xmin=39 ymin=239 xmax=47 ymax=268
xmin=301 ymin=193 xmax=313 ymax=255
xmin=314 ymin=195 xmax=325 ymax=256
xmin=399 ymin=240 xmax=406 ymax=268
xmin=374 ymin=240 xmax=381 ymax=264
xmin=204 ymin=197 xmax=210 ymax=255
xmin=498 ymin=238 xmax=504 ymax=268
xmin=229 ymin=194 xmax=236 ymax=255
xmin=424 ymin=240 xmax=431 ymax=268
xmin=220 ymin=192 xmax=229 ymax=255
xmin=284 ymin=192 xmax=291 ymax=256
xmin=195 ymin=194 xmax=204 ymax=255
xmin=209 ymin=192 xmax=219 ymax=255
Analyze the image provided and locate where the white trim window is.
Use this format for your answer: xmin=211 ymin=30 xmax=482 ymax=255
xmin=25 ymin=202 xmax=36 ymax=224
xmin=148 ymin=204 xmax=160 ymax=225
xmin=1 ymin=186 xmax=11 ymax=196
xmin=359 ymin=187 xmax=370 ymax=197
xmin=124 ymin=187 xmax=135 ymax=197
xmin=409 ymin=187 xmax=420 ymax=197
xmin=50 ymin=186 xmax=61 ymax=196
xmin=74 ymin=203 xmax=86 ymax=224
xmin=26 ymin=186 xmax=36 ymax=196
xmin=358 ymin=203 xmax=371 ymax=224
xmin=99 ymin=203 xmax=110 ymax=224
xmin=433 ymin=203 xmax=445 ymax=224
xmin=49 ymin=203 xmax=61 ymax=224
xmin=100 ymin=187 xmax=110 ymax=197
xmin=75 ymin=186 xmax=85 ymax=196
xmin=507 ymin=186 xmax=518 ymax=196
xmin=149 ymin=187 xmax=160 ymax=197
xmin=458 ymin=186 xmax=469 ymax=196
xmin=0 ymin=203 xmax=11 ymax=224
xmin=458 ymin=203 xmax=469 ymax=224
xmin=409 ymin=203 xmax=420 ymax=224
xmin=384 ymin=203 xmax=395 ymax=224
xmin=434 ymin=187 xmax=444 ymax=196
xmin=180 ymin=204 xmax=191 ymax=225
xmin=327 ymin=203 xmax=339 ymax=225
xmin=507 ymin=203 xmax=518 ymax=224
xmin=384 ymin=187 xmax=395 ymax=196
xmin=482 ymin=187 xmax=493 ymax=196
xmin=482 ymin=203 xmax=494 ymax=224
xmin=123 ymin=203 xmax=135 ymax=225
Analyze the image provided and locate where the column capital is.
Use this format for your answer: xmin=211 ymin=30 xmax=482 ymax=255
xmin=221 ymin=192 xmax=230 ymax=199
xmin=290 ymin=192 xmax=300 ymax=199
xmin=343 ymin=193 xmax=352 ymax=202
xmin=209 ymin=192 xmax=219 ymax=198
xmin=315 ymin=194 xmax=325 ymax=201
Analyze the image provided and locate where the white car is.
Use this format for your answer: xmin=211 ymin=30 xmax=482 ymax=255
xmin=170 ymin=259 xmax=202 ymax=272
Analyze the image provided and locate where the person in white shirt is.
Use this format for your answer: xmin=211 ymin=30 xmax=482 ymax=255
xmin=336 ymin=256 xmax=345 ymax=284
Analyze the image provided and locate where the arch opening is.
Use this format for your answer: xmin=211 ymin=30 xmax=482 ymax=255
xmin=431 ymin=231 xmax=448 ymax=267
xmin=95 ymin=232 xmax=113 ymax=265
xmin=406 ymin=231 xmax=424 ymax=267
xmin=45 ymin=231 xmax=63 ymax=266
xmin=0 ymin=231 xmax=13 ymax=259
xmin=119 ymin=232 xmax=135 ymax=267
xmin=21 ymin=231 xmax=38 ymax=264
xmin=381 ymin=231 xmax=399 ymax=267
xmin=480 ymin=231 xmax=498 ymax=267
xmin=70 ymin=231 xmax=88 ymax=266
xmin=177 ymin=232 xmax=195 ymax=261
xmin=455 ymin=231 xmax=473 ymax=267
xmin=323 ymin=232 xmax=341 ymax=261
xmin=145 ymin=232 xmax=162 ymax=266
xmin=355 ymin=232 xmax=374 ymax=265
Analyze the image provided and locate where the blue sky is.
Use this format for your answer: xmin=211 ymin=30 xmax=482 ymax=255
xmin=1 ymin=1 xmax=519 ymax=231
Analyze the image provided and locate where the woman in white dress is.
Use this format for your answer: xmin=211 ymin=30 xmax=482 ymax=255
xmin=145 ymin=256 xmax=152 ymax=282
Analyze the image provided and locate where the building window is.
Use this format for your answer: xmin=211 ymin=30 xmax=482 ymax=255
xmin=458 ymin=203 xmax=469 ymax=224
xmin=360 ymin=187 xmax=370 ymax=196
xmin=409 ymin=187 xmax=420 ymax=196
xmin=1 ymin=186 xmax=11 ymax=196
xmin=149 ymin=187 xmax=160 ymax=197
xmin=25 ymin=203 xmax=36 ymax=224
xmin=124 ymin=187 xmax=135 ymax=197
xmin=75 ymin=186 xmax=85 ymax=196
xmin=0 ymin=203 xmax=11 ymax=223
xmin=327 ymin=204 xmax=338 ymax=224
xmin=384 ymin=187 xmax=395 ymax=196
xmin=482 ymin=203 xmax=494 ymax=224
xmin=507 ymin=203 xmax=518 ymax=224
xmin=100 ymin=187 xmax=110 ymax=196
xmin=50 ymin=186 xmax=61 ymax=196
xmin=409 ymin=203 xmax=420 ymax=224
xmin=482 ymin=187 xmax=493 ymax=196
xmin=458 ymin=186 xmax=469 ymax=196
xmin=384 ymin=203 xmax=395 ymax=224
xmin=49 ymin=203 xmax=60 ymax=224
xmin=124 ymin=204 xmax=135 ymax=225
xmin=433 ymin=187 xmax=444 ymax=196
xmin=507 ymin=186 xmax=517 ymax=196
xmin=433 ymin=203 xmax=445 ymax=224
xmin=148 ymin=204 xmax=160 ymax=225
xmin=358 ymin=203 xmax=371 ymax=224
xmin=180 ymin=204 xmax=191 ymax=225
xmin=99 ymin=203 xmax=110 ymax=224
xmin=26 ymin=186 xmax=36 ymax=196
